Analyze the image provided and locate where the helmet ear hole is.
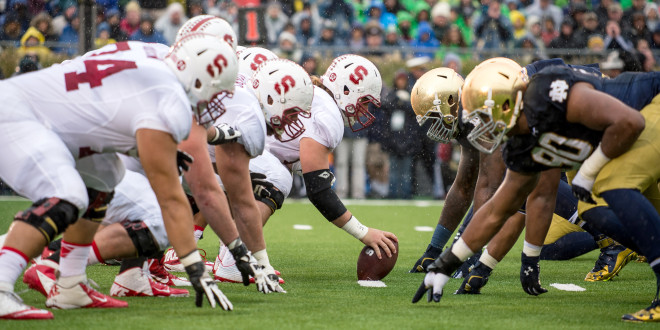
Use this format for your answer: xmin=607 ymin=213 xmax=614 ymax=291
xmin=195 ymin=79 xmax=202 ymax=89
xmin=267 ymin=95 xmax=274 ymax=105
xmin=502 ymin=99 xmax=510 ymax=111
xmin=343 ymin=85 xmax=350 ymax=95
xmin=447 ymin=95 xmax=454 ymax=106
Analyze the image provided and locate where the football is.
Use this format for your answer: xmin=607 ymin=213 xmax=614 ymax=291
xmin=357 ymin=239 xmax=399 ymax=281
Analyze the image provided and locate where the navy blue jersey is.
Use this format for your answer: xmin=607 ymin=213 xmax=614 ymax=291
xmin=523 ymin=58 xmax=600 ymax=77
xmin=504 ymin=66 xmax=660 ymax=173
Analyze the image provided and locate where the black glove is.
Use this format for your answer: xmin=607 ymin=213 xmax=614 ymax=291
xmin=520 ymin=253 xmax=548 ymax=296
xmin=176 ymin=150 xmax=194 ymax=175
xmin=572 ymin=185 xmax=596 ymax=204
xmin=208 ymin=123 xmax=241 ymax=145
xmin=455 ymin=262 xmax=492 ymax=295
xmin=250 ymin=172 xmax=274 ymax=198
xmin=184 ymin=259 xmax=233 ymax=310
xmin=228 ymin=238 xmax=260 ymax=286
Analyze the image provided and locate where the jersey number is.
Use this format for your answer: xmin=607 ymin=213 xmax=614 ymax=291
xmin=531 ymin=132 xmax=593 ymax=169
xmin=65 ymin=59 xmax=137 ymax=91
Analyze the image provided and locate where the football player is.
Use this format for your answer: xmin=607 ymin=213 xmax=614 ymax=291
xmin=413 ymin=58 xmax=660 ymax=322
xmin=213 ymin=55 xmax=399 ymax=281
xmin=0 ymin=35 xmax=235 ymax=319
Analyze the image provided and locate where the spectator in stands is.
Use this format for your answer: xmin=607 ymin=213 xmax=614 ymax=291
xmin=574 ymin=11 xmax=602 ymax=47
xmin=438 ymin=24 xmax=467 ymax=59
xmin=366 ymin=0 xmax=397 ymax=29
xmin=443 ymin=52 xmax=462 ymax=75
xmin=96 ymin=0 xmax=119 ymax=16
xmin=510 ymin=10 xmax=527 ymax=40
xmin=384 ymin=24 xmax=406 ymax=49
xmin=525 ymin=0 xmax=563 ymax=30
xmin=155 ymin=2 xmax=186 ymax=45
xmin=568 ymin=3 xmax=588 ymax=28
xmin=413 ymin=1 xmax=431 ymax=27
xmin=636 ymin=38 xmax=656 ymax=71
xmin=7 ymin=0 xmax=31 ymax=32
xmin=384 ymin=0 xmax=404 ymax=16
xmin=318 ymin=0 xmax=354 ymax=39
xmin=595 ymin=0 xmax=613 ymax=30
xmin=604 ymin=19 xmax=634 ymax=52
xmin=291 ymin=1 xmax=322 ymax=37
xmin=105 ymin=8 xmax=127 ymax=41
xmin=549 ymin=17 xmax=581 ymax=49
xmin=600 ymin=50 xmax=625 ymax=77
xmin=129 ymin=13 xmax=166 ymax=44
xmin=95 ymin=22 xmax=115 ymax=48
xmin=210 ymin=1 xmax=239 ymax=32
xmin=473 ymin=0 xmax=513 ymax=51
xmin=541 ymin=15 xmax=558 ymax=46
xmin=0 ymin=12 xmax=24 ymax=41
xmin=299 ymin=53 xmax=319 ymax=76
xmin=187 ymin=0 xmax=205 ymax=18
xmin=120 ymin=1 xmax=141 ymax=36
xmin=504 ymin=0 xmax=520 ymax=12
xmin=57 ymin=10 xmax=78 ymax=56
xmin=396 ymin=10 xmax=414 ymax=42
xmin=651 ymin=25 xmax=660 ymax=50
xmin=364 ymin=23 xmax=386 ymax=56
xmin=456 ymin=0 xmax=476 ymax=22
xmin=18 ymin=26 xmax=52 ymax=60
xmin=623 ymin=0 xmax=648 ymax=30
xmin=606 ymin=3 xmax=624 ymax=27
xmin=410 ymin=21 xmax=439 ymax=58
xmin=348 ymin=23 xmax=365 ymax=52
xmin=30 ymin=12 xmax=57 ymax=47
xmin=645 ymin=3 xmax=659 ymax=32
xmin=294 ymin=14 xmax=316 ymax=46
xmin=381 ymin=70 xmax=417 ymax=199
xmin=265 ymin=1 xmax=289 ymax=46
xmin=587 ymin=34 xmax=605 ymax=52
xmin=316 ymin=19 xmax=341 ymax=47
xmin=139 ymin=0 xmax=167 ymax=18
xmin=274 ymin=31 xmax=303 ymax=62
xmin=624 ymin=12 xmax=652 ymax=46
xmin=405 ymin=56 xmax=430 ymax=91
xmin=430 ymin=2 xmax=450 ymax=43
xmin=51 ymin=0 xmax=76 ymax=36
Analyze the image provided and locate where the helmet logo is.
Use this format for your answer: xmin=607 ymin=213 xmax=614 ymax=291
xmin=349 ymin=65 xmax=368 ymax=84
xmin=224 ymin=34 xmax=234 ymax=45
xmin=329 ymin=73 xmax=337 ymax=82
xmin=206 ymin=54 xmax=228 ymax=77
xmin=250 ymin=54 xmax=268 ymax=71
xmin=253 ymin=79 xmax=259 ymax=89
xmin=274 ymin=75 xmax=295 ymax=95
xmin=177 ymin=60 xmax=186 ymax=71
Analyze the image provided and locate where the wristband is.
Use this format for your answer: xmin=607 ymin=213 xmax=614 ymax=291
xmin=579 ymin=144 xmax=611 ymax=180
xmin=208 ymin=126 xmax=222 ymax=144
xmin=341 ymin=216 xmax=368 ymax=240
xmin=253 ymin=249 xmax=270 ymax=267
xmin=179 ymin=250 xmax=203 ymax=267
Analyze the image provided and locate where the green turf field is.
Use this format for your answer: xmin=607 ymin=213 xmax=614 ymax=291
xmin=0 ymin=198 xmax=655 ymax=329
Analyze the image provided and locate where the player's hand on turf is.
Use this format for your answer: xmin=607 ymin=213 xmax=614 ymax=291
xmin=571 ymin=171 xmax=597 ymax=204
xmin=412 ymin=263 xmax=449 ymax=303
xmin=176 ymin=150 xmax=194 ymax=175
xmin=360 ymin=228 xmax=398 ymax=259
xmin=209 ymin=123 xmax=241 ymax=145
xmin=250 ymin=172 xmax=274 ymax=198
xmin=228 ymin=241 xmax=261 ymax=287
xmin=520 ymin=253 xmax=547 ymax=296
xmin=262 ymin=264 xmax=286 ymax=293
xmin=185 ymin=261 xmax=233 ymax=310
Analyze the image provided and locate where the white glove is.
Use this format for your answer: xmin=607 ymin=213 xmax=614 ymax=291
xmin=290 ymin=161 xmax=303 ymax=177
xmin=411 ymin=270 xmax=450 ymax=303
xmin=209 ymin=123 xmax=242 ymax=145
xmin=262 ymin=264 xmax=286 ymax=293
xmin=184 ymin=260 xmax=233 ymax=310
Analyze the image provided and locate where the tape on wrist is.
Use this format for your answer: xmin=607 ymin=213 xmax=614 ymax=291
xmin=341 ymin=216 xmax=368 ymax=240
xmin=579 ymin=144 xmax=611 ymax=179
xmin=179 ymin=250 xmax=203 ymax=267
xmin=253 ymin=249 xmax=270 ymax=267
xmin=227 ymin=237 xmax=242 ymax=250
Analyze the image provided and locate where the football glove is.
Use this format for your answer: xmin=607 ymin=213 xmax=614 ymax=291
xmin=571 ymin=171 xmax=597 ymax=204
xmin=209 ymin=123 xmax=241 ymax=145
xmin=261 ymin=264 xmax=286 ymax=293
xmin=250 ymin=172 xmax=275 ymax=198
xmin=455 ymin=262 xmax=492 ymax=294
xmin=412 ymin=250 xmax=462 ymax=303
xmin=520 ymin=252 xmax=547 ymax=296
xmin=184 ymin=261 xmax=233 ymax=310
xmin=228 ymin=239 xmax=261 ymax=287
xmin=176 ymin=150 xmax=194 ymax=175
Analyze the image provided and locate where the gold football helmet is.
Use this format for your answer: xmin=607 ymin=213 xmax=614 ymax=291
xmin=461 ymin=57 xmax=526 ymax=154
xmin=411 ymin=67 xmax=464 ymax=143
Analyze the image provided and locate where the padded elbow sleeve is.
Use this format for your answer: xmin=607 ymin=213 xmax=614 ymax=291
xmin=303 ymin=169 xmax=347 ymax=221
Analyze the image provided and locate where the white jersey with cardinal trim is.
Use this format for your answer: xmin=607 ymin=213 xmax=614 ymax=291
xmin=266 ymin=86 xmax=344 ymax=165
xmin=207 ymin=86 xmax=266 ymax=159
xmin=3 ymin=41 xmax=191 ymax=158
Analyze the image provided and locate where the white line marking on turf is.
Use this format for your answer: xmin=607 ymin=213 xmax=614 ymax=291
xmin=293 ymin=224 xmax=313 ymax=230
xmin=0 ymin=196 xmax=29 ymax=202
xmin=414 ymin=226 xmax=434 ymax=232
xmin=287 ymin=199 xmax=444 ymax=207
xmin=550 ymin=283 xmax=585 ymax=292
xmin=357 ymin=280 xmax=387 ymax=287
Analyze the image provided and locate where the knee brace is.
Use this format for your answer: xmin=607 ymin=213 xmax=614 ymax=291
xmin=121 ymin=219 xmax=162 ymax=258
xmin=303 ymin=169 xmax=347 ymax=221
xmin=15 ymin=197 xmax=78 ymax=243
xmin=83 ymin=188 xmax=114 ymax=223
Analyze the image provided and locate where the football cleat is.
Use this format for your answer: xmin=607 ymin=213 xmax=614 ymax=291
xmin=409 ymin=245 xmax=443 ymax=273
xmin=0 ymin=288 xmax=53 ymax=320
xmin=148 ymin=259 xmax=191 ymax=287
xmin=213 ymin=245 xmax=284 ymax=284
xmin=46 ymin=274 xmax=128 ymax=309
xmin=162 ymin=248 xmax=212 ymax=273
xmin=22 ymin=259 xmax=58 ymax=296
xmin=622 ymin=299 xmax=660 ymax=322
xmin=455 ymin=262 xmax=492 ymax=294
xmin=110 ymin=267 xmax=189 ymax=297
xmin=584 ymin=244 xmax=637 ymax=282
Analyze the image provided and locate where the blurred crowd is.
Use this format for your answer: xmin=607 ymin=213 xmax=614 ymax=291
xmin=1 ymin=0 xmax=659 ymax=199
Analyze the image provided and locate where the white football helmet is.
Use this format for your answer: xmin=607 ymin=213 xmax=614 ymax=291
xmin=164 ymin=32 xmax=238 ymax=126
xmin=236 ymin=47 xmax=278 ymax=77
xmin=176 ymin=15 xmax=237 ymax=51
xmin=321 ymin=54 xmax=382 ymax=131
xmin=249 ymin=59 xmax=313 ymax=142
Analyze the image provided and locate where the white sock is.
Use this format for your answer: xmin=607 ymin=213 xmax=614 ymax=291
xmin=59 ymin=241 xmax=91 ymax=278
xmin=86 ymin=241 xmax=102 ymax=266
xmin=0 ymin=247 xmax=29 ymax=291
xmin=523 ymin=241 xmax=542 ymax=257
xmin=451 ymin=238 xmax=475 ymax=261
xmin=479 ymin=249 xmax=499 ymax=269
